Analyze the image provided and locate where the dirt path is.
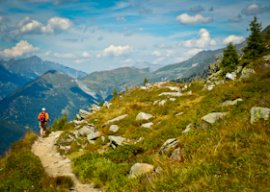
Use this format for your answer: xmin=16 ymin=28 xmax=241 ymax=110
xmin=32 ymin=131 xmax=102 ymax=192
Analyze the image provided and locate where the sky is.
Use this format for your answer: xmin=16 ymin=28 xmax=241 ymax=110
xmin=0 ymin=0 xmax=270 ymax=73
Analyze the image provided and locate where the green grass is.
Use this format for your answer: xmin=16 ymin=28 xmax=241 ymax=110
xmin=0 ymin=131 xmax=73 ymax=192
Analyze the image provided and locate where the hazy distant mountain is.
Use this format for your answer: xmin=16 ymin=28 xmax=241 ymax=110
xmin=0 ymin=56 xmax=86 ymax=79
xmin=0 ymin=70 xmax=100 ymax=131
xmin=0 ymin=119 xmax=24 ymax=155
xmin=81 ymin=67 xmax=153 ymax=99
xmin=0 ymin=64 xmax=30 ymax=100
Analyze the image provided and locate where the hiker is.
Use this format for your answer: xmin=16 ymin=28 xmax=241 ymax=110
xmin=38 ymin=107 xmax=50 ymax=137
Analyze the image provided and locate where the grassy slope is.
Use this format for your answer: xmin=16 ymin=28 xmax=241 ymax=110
xmin=57 ymin=56 xmax=270 ymax=191
xmin=0 ymin=132 xmax=73 ymax=192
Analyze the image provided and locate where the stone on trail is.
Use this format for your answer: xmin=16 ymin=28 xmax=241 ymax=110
xmin=129 ymin=163 xmax=154 ymax=178
xmin=201 ymin=112 xmax=227 ymax=124
xmin=250 ymin=106 xmax=270 ymax=124
xmin=136 ymin=112 xmax=154 ymax=121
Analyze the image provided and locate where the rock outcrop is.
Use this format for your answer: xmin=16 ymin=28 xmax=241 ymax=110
xmin=129 ymin=163 xmax=154 ymax=178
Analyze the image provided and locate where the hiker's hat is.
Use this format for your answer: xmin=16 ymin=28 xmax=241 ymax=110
xmin=42 ymin=107 xmax=46 ymax=111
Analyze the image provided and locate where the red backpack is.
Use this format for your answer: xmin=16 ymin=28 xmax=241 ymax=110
xmin=39 ymin=112 xmax=46 ymax=122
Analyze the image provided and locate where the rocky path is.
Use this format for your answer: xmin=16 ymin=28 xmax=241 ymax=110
xmin=31 ymin=131 xmax=101 ymax=192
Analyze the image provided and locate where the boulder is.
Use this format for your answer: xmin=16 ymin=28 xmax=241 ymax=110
xmin=87 ymin=131 xmax=102 ymax=141
xmin=159 ymin=92 xmax=182 ymax=97
xmin=250 ymin=107 xmax=270 ymax=124
xmin=129 ymin=163 xmax=154 ymax=178
xmin=79 ymin=109 xmax=91 ymax=119
xmin=221 ymin=98 xmax=243 ymax=107
xmin=170 ymin=147 xmax=183 ymax=162
xmin=159 ymin=138 xmax=179 ymax=155
xmin=225 ymin=72 xmax=237 ymax=80
xmin=141 ymin=122 xmax=153 ymax=128
xmin=90 ymin=104 xmax=101 ymax=113
xmin=108 ymin=135 xmax=126 ymax=146
xmin=72 ymin=119 xmax=87 ymax=126
xmin=76 ymin=125 xmax=96 ymax=137
xmin=109 ymin=125 xmax=120 ymax=133
xmin=169 ymin=98 xmax=176 ymax=101
xmin=182 ymin=123 xmax=193 ymax=133
xmin=105 ymin=114 xmax=128 ymax=125
xmin=166 ymin=86 xmax=180 ymax=92
xmin=136 ymin=112 xmax=154 ymax=121
xmin=103 ymin=101 xmax=112 ymax=109
xmin=201 ymin=112 xmax=227 ymax=124
xmin=240 ymin=67 xmax=256 ymax=80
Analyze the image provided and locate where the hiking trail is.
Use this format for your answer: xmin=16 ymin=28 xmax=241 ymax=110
xmin=31 ymin=131 xmax=102 ymax=192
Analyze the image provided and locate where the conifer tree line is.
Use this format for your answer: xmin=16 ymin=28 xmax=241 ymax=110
xmin=221 ymin=16 xmax=266 ymax=73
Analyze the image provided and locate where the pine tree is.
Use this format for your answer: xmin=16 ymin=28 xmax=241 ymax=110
xmin=243 ymin=16 xmax=265 ymax=59
xmin=221 ymin=43 xmax=239 ymax=74
xmin=143 ymin=77 xmax=149 ymax=86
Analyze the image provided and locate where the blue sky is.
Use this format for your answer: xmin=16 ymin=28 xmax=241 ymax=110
xmin=0 ymin=0 xmax=270 ymax=73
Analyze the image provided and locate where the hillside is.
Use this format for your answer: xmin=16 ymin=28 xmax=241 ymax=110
xmin=0 ymin=70 xmax=100 ymax=132
xmin=0 ymin=64 xmax=30 ymax=100
xmin=81 ymin=67 xmax=153 ymax=99
xmin=0 ymin=56 xmax=86 ymax=79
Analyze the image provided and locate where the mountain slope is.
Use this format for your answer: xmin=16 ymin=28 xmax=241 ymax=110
xmin=0 ymin=56 xmax=86 ymax=79
xmin=0 ymin=70 xmax=99 ymax=131
xmin=0 ymin=64 xmax=30 ymax=100
xmin=81 ymin=67 xmax=153 ymax=99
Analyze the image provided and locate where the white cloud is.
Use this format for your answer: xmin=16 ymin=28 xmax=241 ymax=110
xmin=20 ymin=20 xmax=43 ymax=33
xmin=183 ymin=28 xmax=216 ymax=48
xmin=19 ymin=17 xmax=72 ymax=34
xmin=0 ymin=40 xmax=38 ymax=58
xmin=241 ymin=3 xmax=270 ymax=15
xmin=152 ymin=50 xmax=162 ymax=57
xmin=102 ymin=45 xmax=132 ymax=57
xmin=152 ymin=50 xmax=175 ymax=57
xmin=223 ymin=35 xmax=245 ymax=45
xmin=176 ymin=13 xmax=212 ymax=24
xmin=82 ymin=51 xmax=91 ymax=58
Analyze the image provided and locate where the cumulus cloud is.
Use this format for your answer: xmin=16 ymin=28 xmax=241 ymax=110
xmin=19 ymin=17 xmax=72 ymax=34
xmin=223 ymin=35 xmax=245 ymax=45
xmin=82 ymin=51 xmax=91 ymax=58
xmin=0 ymin=40 xmax=38 ymax=58
xmin=102 ymin=45 xmax=132 ymax=57
xmin=183 ymin=28 xmax=216 ymax=48
xmin=176 ymin=13 xmax=213 ymax=24
xmin=241 ymin=3 xmax=270 ymax=16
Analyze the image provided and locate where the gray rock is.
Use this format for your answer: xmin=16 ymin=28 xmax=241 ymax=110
xmin=108 ymin=135 xmax=126 ymax=146
xmin=79 ymin=109 xmax=91 ymax=119
xmin=105 ymin=114 xmax=128 ymax=125
xmin=159 ymin=92 xmax=183 ymax=97
xmin=175 ymin=112 xmax=184 ymax=116
xmin=159 ymin=138 xmax=179 ymax=155
xmin=103 ymin=101 xmax=112 ymax=109
xmin=72 ymin=119 xmax=87 ymax=126
xmin=129 ymin=163 xmax=154 ymax=178
xmin=136 ymin=112 xmax=154 ymax=121
xmin=240 ymin=67 xmax=256 ymax=80
xmin=225 ymin=72 xmax=237 ymax=80
xmin=182 ymin=123 xmax=193 ymax=133
xmin=87 ymin=131 xmax=101 ymax=141
xmin=206 ymin=84 xmax=215 ymax=91
xmin=76 ymin=125 xmax=96 ymax=137
xmin=201 ymin=112 xmax=227 ymax=124
xmin=109 ymin=125 xmax=120 ymax=133
xmin=159 ymin=100 xmax=167 ymax=106
xmin=90 ymin=104 xmax=101 ymax=112
xmin=221 ymin=98 xmax=243 ymax=107
xmin=169 ymin=98 xmax=176 ymax=101
xmin=141 ymin=122 xmax=153 ymax=128
xmin=166 ymin=86 xmax=180 ymax=92
xmin=170 ymin=147 xmax=183 ymax=162
xmin=250 ymin=107 xmax=270 ymax=124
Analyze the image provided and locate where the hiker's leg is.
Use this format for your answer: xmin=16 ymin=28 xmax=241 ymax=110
xmin=39 ymin=122 xmax=43 ymax=136
xmin=43 ymin=122 xmax=47 ymax=136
